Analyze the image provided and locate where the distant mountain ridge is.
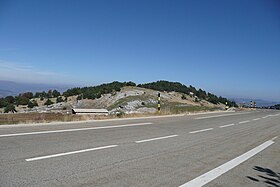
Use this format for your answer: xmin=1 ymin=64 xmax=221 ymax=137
xmin=0 ymin=89 xmax=15 ymax=98
xmin=231 ymin=98 xmax=279 ymax=107
xmin=0 ymin=80 xmax=72 ymax=98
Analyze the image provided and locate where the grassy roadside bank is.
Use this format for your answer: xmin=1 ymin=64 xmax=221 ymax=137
xmin=0 ymin=105 xmax=224 ymax=125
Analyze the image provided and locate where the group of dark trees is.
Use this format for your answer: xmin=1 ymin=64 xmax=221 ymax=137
xmin=1 ymin=80 xmax=238 ymax=113
xmin=0 ymin=89 xmax=63 ymax=113
xmin=138 ymin=80 xmax=237 ymax=107
xmin=260 ymin=104 xmax=280 ymax=110
xmin=63 ymin=81 xmax=136 ymax=99
xmin=34 ymin=90 xmax=61 ymax=100
xmin=268 ymin=104 xmax=280 ymax=110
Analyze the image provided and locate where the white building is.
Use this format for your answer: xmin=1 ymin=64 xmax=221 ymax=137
xmin=72 ymin=108 xmax=109 ymax=115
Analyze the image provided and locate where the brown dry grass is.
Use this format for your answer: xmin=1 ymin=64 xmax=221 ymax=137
xmin=0 ymin=105 xmax=224 ymax=125
xmin=0 ymin=112 xmax=174 ymax=125
xmin=0 ymin=113 xmax=83 ymax=125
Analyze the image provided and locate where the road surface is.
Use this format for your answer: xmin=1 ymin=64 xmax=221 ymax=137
xmin=0 ymin=110 xmax=279 ymax=187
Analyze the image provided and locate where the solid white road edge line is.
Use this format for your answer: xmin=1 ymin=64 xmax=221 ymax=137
xmin=189 ymin=128 xmax=213 ymax=134
xmin=26 ymin=145 xmax=118 ymax=162
xmin=179 ymin=139 xmax=275 ymax=187
xmin=239 ymin=120 xmax=250 ymax=124
xmin=252 ymin=118 xmax=261 ymax=121
xmin=0 ymin=122 xmax=153 ymax=138
xmin=0 ymin=114 xmax=185 ymax=128
xmin=267 ymin=114 xmax=280 ymax=117
xmin=135 ymin=135 xmax=178 ymax=143
xmin=219 ymin=124 xmax=235 ymax=128
xmin=195 ymin=112 xmax=251 ymax=120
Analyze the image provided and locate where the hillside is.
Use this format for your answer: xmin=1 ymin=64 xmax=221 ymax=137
xmin=74 ymin=86 xmax=226 ymax=114
xmin=0 ymin=81 xmax=235 ymax=115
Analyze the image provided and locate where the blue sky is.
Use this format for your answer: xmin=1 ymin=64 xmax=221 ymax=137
xmin=0 ymin=0 xmax=279 ymax=101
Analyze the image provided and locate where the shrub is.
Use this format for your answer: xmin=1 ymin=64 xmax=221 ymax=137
xmin=116 ymin=111 xmax=125 ymax=118
xmin=56 ymin=97 xmax=63 ymax=103
xmin=28 ymin=100 xmax=38 ymax=108
xmin=16 ymin=96 xmax=29 ymax=105
xmin=5 ymin=96 xmax=15 ymax=104
xmin=44 ymin=99 xmax=54 ymax=106
xmin=0 ymin=98 xmax=8 ymax=108
xmin=77 ymin=95 xmax=82 ymax=100
xmin=32 ymin=100 xmax=38 ymax=106
xmin=27 ymin=101 xmax=35 ymax=108
xmin=4 ymin=104 xmax=16 ymax=113
xmin=52 ymin=90 xmax=61 ymax=98
xmin=20 ymin=92 xmax=33 ymax=99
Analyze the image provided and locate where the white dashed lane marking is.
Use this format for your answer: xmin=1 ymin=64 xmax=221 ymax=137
xmin=219 ymin=124 xmax=235 ymax=128
xmin=135 ymin=135 xmax=178 ymax=143
xmin=239 ymin=120 xmax=250 ymax=124
xmin=189 ymin=128 xmax=213 ymax=134
xmin=26 ymin=145 xmax=118 ymax=162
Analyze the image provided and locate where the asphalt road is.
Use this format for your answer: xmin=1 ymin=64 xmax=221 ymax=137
xmin=0 ymin=110 xmax=279 ymax=187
